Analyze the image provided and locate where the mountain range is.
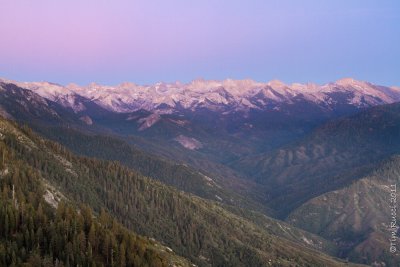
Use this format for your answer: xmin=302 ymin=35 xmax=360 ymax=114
xmin=3 ymin=77 xmax=399 ymax=114
xmin=0 ymin=77 xmax=399 ymax=266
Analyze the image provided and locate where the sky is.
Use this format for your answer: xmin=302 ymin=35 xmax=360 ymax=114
xmin=0 ymin=0 xmax=399 ymax=86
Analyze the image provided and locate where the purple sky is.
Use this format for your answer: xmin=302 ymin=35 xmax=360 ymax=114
xmin=0 ymin=0 xmax=399 ymax=86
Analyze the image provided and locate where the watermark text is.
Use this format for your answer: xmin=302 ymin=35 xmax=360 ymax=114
xmin=389 ymin=184 xmax=398 ymax=253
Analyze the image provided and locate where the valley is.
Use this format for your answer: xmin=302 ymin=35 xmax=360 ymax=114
xmin=0 ymin=78 xmax=399 ymax=266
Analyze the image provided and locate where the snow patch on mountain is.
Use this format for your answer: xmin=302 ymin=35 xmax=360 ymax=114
xmin=13 ymin=81 xmax=74 ymax=101
xmin=0 ymin=79 xmax=87 ymax=113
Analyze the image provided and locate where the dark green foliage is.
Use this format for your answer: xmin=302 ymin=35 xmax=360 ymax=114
xmin=31 ymin=124 xmax=273 ymax=216
xmin=33 ymin=126 xmax=240 ymax=205
xmin=0 ymin=139 xmax=183 ymax=267
xmin=287 ymin=156 xmax=400 ymax=266
xmin=233 ymin=102 xmax=400 ymax=217
xmin=0 ymin=118 xmax=354 ymax=266
xmin=2 ymin=128 xmax=269 ymax=266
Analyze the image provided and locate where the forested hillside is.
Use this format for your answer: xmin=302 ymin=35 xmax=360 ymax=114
xmin=233 ymin=102 xmax=400 ymax=217
xmin=287 ymin=156 xmax=400 ymax=266
xmin=0 ymin=117 xmax=358 ymax=266
xmin=0 ymin=126 xmax=191 ymax=266
xmin=32 ymin=125 xmax=268 ymax=214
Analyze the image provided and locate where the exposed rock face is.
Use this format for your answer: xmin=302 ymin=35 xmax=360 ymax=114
xmin=79 ymin=115 xmax=93 ymax=125
xmin=138 ymin=113 xmax=161 ymax=130
xmin=174 ymin=135 xmax=203 ymax=150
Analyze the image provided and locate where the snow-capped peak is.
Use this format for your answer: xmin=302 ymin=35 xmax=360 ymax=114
xmin=2 ymin=77 xmax=399 ymax=114
xmin=267 ymin=80 xmax=287 ymax=88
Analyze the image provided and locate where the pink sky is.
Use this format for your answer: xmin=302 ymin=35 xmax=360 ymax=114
xmin=0 ymin=0 xmax=399 ymax=86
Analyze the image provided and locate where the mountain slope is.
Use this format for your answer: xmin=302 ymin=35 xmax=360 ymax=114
xmin=3 ymin=78 xmax=400 ymax=166
xmin=287 ymin=156 xmax=400 ymax=266
xmin=233 ymin=102 xmax=400 ymax=217
xmin=0 ymin=81 xmax=270 ymax=213
xmin=0 ymin=81 xmax=275 ymax=215
xmin=36 ymin=125 xmax=271 ymax=213
xmin=0 ymin=126 xmax=192 ymax=266
xmin=0 ymin=116 xmax=362 ymax=267
xmin=1 ymin=78 xmax=399 ymax=265
xmin=3 ymin=78 xmax=399 ymax=182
